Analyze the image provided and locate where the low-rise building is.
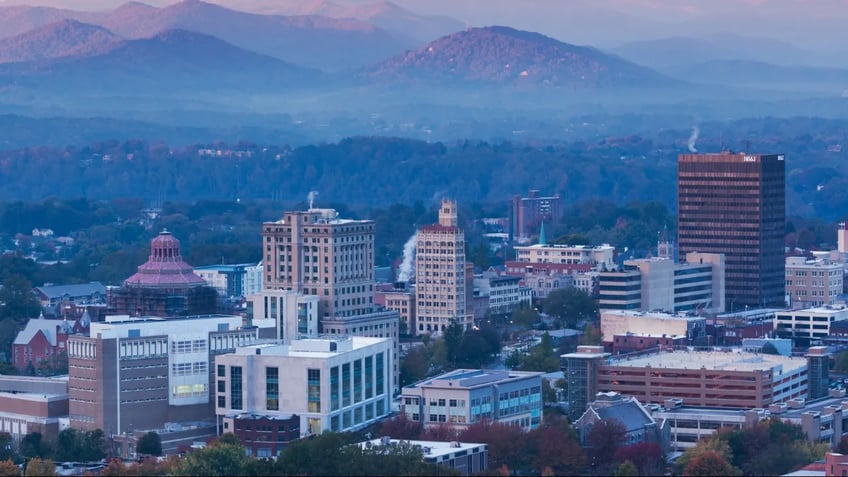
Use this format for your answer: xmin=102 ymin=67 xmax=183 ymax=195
xmin=775 ymin=305 xmax=848 ymax=345
xmin=33 ymin=282 xmax=106 ymax=308
xmin=596 ymin=349 xmax=809 ymax=409
xmin=245 ymin=289 xmax=320 ymax=342
xmin=215 ymin=337 xmax=394 ymax=437
xmin=195 ymin=263 xmax=263 ymax=299
xmin=600 ymin=310 xmax=707 ymax=347
xmin=360 ymin=437 xmax=488 ymax=476
xmin=399 ymin=369 xmax=543 ymax=432
xmin=574 ymin=392 xmax=667 ymax=448
xmin=785 ymin=256 xmax=843 ymax=309
xmin=0 ymin=375 xmax=68 ymax=440
xmin=513 ymin=243 xmax=615 ymax=268
xmin=223 ymin=413 xmax=300 ymax=458
xmin=472 ymin=275 xmax=531 ymax=315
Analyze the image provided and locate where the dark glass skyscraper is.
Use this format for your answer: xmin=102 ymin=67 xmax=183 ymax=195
xmin=678 ymin=153 xmax=785 ymax=309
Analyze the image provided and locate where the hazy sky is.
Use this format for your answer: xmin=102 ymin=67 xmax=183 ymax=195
xmin=2 ymin=0 xmax=844 ymax=50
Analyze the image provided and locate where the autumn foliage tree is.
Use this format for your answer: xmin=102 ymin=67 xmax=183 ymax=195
xmin=378 ymin=414 xmax=422 ymax=440
xmin=0 ymin=460 xmax=19 ymax=477
xmin=684 ymin=451 xmax=738 ymax=477
xmin=615 ymin=442 xmax=665 ymax=476
xmin=585 ymin=419 xmax=626 ymax=471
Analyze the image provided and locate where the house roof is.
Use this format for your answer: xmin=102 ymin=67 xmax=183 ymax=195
xmin=34 ymin=282 xmax=106 ymax=300
xmin=13 ymin=318 xmax=59 ymax=346
xmin=586 ymin=394 xmax=655 ymax=433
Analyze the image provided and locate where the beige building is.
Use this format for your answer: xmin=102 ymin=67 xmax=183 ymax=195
xmin=415 ymin=200 xmax=471 ymax=335
xmin=600 ymin=310 xmax=707 ymax=345
xmin=785 ymin=256 xmax=843 ymax=308
xmin=379 ymin=290 xmax=415 ymax=335
xmin=215 ymin=337 xmax=393 ymax=436
xmin=514 ymin=243 xmax=615 ymax=268
xmin=599 ymin=253 xmax=725 ymax=314
xmin=262 ymin=208 xmax=375 ymax=320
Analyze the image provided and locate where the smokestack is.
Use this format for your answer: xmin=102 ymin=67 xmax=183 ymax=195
xmin=687 ymin=126 xmax=700 ymax=153
xmin=397 ymin=232 xmax=418 ymax=282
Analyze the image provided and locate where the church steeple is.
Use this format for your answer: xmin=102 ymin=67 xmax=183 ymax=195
xmin=539 ymin=220 xmax=547 ymax=245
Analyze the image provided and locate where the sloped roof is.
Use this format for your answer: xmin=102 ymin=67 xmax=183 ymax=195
xmin=34 ymin=282 xmax=106 ymax=300
xmin=588 ymin=394 xmax=655 ymax=433
xmin=13 ymin=318 xmax=58 ymax=346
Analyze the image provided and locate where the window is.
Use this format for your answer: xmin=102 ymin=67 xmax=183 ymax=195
xmin=217 ymin=365 xmax=225 ymax=377
xmin=342 ymin=364 xmax=351 ymax=407
xmin=308 ymin=369 xmax=321 ymax=413
xmin=330 ymin=366 xmax=340 ymax=411
xmin=217 ymin=380 xmax=225 ymax=393
xmin=353 ymin=360 xmax=363 ymax=403
xmin=266 ymin=367 xmax=279 ymax=411
xmin=364 ymin=356 xmax=374 ymax=400
xmin=231 ymin=366 xmax=243 ymax=410
xmin=217 ymin=396 xmax=226 ymax=408
xmin=375 ymin=353 xmax=384 ymax=396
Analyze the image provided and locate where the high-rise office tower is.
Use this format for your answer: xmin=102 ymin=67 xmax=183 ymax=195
xmin=261 ymin=208 xmax=375 ymax=320
xmin=678 ymin=153 xmax=786 ymax=309
xmin=415 ymin=199 xmax=472 ymax=335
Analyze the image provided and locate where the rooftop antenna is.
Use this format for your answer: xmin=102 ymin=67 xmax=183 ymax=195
xmin=744 ymin=140 xmax=751 ymax=154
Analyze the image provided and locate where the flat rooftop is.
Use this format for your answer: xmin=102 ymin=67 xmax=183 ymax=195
xmin=361 ymin=439 xmax=486 ymax=459
xmin=607 ymin=349 xmax=807 ymax=374
xmin=602 ymin=310 xmax=705 ymax=322
xmin=407 ymin=369 xmax=542 ymax=390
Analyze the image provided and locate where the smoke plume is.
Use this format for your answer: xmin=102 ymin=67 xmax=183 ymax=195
xmin=687 ymin=126 xmax=700 ymax=153
xmin=307 ymin=190 xmax=318 ymax=209
xmin=397 ymin=232 xmax=418 ymax=282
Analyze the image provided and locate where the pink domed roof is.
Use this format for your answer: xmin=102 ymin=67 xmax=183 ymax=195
xmin=124 ymin=230 xmax=206 ymax=288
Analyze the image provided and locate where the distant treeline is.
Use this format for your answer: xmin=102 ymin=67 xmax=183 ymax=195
xmin=0 ymin=121 xmax=847 ymax=220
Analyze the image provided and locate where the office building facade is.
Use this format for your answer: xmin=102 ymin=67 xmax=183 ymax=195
xmin=215 ymin=337 xmax=393 ymax=437
xmin=399 ymin=369 xmax=543 ymax=432
xmin=678 ymin=153 xmax=785 ymax=309
xmin=67 ymin=314 xmax=259 ymax=436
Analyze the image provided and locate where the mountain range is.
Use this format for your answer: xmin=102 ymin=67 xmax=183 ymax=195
xmin=0 ymin=0 xmax=842 ymax=120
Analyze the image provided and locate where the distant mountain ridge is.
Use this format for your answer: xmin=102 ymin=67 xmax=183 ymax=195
xmin=365 ymin=26 xmax=679 ymax=90
xmin=0 ymin=20 xmax=121 ymax=64
xmin=0 ymin=0 xmax=414 ymax=71
xmin=216 ymin=0 xmax=464 ymax=44
xmin=0 ymin=28 xmax=322 ymax=93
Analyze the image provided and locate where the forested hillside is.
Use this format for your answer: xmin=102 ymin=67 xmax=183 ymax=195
xmin=0 ymin=116 xmax=846 ymax=219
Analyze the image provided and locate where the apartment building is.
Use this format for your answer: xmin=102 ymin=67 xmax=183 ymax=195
xmin=215 ymin=337 xmax=393 ymax=437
